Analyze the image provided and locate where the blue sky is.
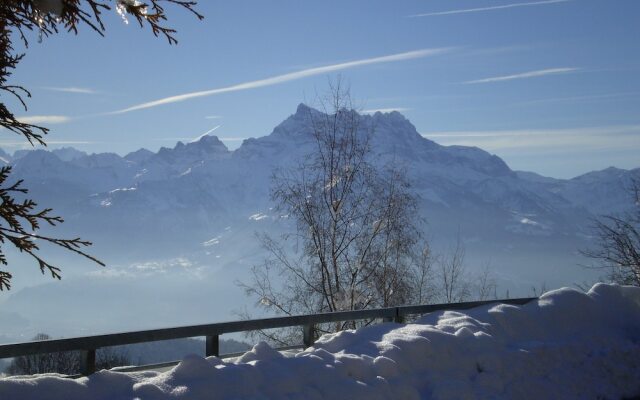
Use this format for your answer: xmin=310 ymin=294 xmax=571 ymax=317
xmin=4 ymin=0 xmax=640 ymax=178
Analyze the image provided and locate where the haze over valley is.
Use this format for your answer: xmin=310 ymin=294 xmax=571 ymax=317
xmin=0 ymin=105 xmax=636 ymax=342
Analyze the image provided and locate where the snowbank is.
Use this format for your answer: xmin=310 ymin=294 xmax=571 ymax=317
xmin=1 ymin=283 xmax=639 ymax=399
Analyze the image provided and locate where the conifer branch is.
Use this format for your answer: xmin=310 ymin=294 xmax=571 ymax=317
xmin=0 ymin=1 xmax=201 ymax=289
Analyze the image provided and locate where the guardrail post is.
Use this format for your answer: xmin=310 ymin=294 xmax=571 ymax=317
xmin=394 ymin=308 xmax=404 ymax=324
xmin=79 ymin=349 xmax=96 ymax=376
xmin=303 ymin=324 xmax=315 ymax=347
xmin=205 ymin=335 xmax=219 ymax=357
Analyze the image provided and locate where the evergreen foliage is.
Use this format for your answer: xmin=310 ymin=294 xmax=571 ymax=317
xmin=0 ymin=1 xmax=201 ymax=289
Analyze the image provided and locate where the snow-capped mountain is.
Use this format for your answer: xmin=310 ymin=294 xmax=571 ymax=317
xmin=0 ymin=105 xmax=638 ymax=338
xmin=6 ymin=104 xmax=639 ymax=264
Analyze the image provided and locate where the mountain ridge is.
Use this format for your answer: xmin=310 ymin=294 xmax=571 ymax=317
xmin=3 ymin=104 xmax=633 ymax=182
xmin=0 ymin=107 xmax=637 ymax=269
xmin=0 ymin=105 xmax=638 ymax=340
xmin=3 ymin=105 xmax=638 ymax=226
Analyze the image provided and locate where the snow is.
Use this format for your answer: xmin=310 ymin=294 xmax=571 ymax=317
xmin=506 ymin=212 xmax=552 ymax=236
xmin=109 ymin=188 xmax=137 ymax=194
xmin=249 ymin=213 xmax=268 ymax=221
xmin=203 ymin=236 xmax=221 ymax=247
xmin=1 ymin=283 xmax=639 ymax=399
xmin=5 ymin=106 xmax=638 ymax=295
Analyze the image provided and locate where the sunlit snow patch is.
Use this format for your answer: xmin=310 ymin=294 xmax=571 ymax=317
xmin=506 ymin=212 xmax=551 ymax=236
xmin=249 ymin=213 xmax=268 ymax=221
xmin=2 ymin=284 xmax=639 ymax=399
xmin=99 ymin=187 xmax=137 ymax=208
xmin=203 ymin=236 xmax=221 ymax=247
xmin=134 ymin=168 xmax=148 ymax=179
xmin=519 ymin=217 xmax=539 ymax=226
xmin=108 ymin=187 xmax=137 ymax=194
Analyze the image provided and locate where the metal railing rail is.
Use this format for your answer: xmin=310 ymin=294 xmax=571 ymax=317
xmin=0 ymin=297 xmax=536 ymax=375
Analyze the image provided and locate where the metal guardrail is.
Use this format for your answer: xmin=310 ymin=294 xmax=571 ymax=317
xmin=0 ymin=297 xmax=536 ymax=376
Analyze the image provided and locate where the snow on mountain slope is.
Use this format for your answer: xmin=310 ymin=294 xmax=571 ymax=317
xmin=153 ymin=135 xmax=230 ymax=172
xmin=51 ymin=147 xmax=87 ymax=162
xmin=1 ymin=105 xmax=637 ymax=342
xmin=517 ymin=167 xmax=640 ymax=216
xmin=1 ymin=283 xmax=638 ymax=399
xmin=0 ymin=148 xmax=12 ymax=165
xmin=10 ymin=150 xmax=135 ymax=196
xmin=1 ymin=106 xmax=636 ymax=286
xmin=559 ymin=167 xmax=640 ymax=215
xmin=124 ymin=148 xmax=154 ymax=164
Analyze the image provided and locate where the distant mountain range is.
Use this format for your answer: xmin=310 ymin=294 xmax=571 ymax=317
xmin=0 ymin=104 xmax=637 ymax=340
xmin=3 ymin=104 xmax=636 ymax=256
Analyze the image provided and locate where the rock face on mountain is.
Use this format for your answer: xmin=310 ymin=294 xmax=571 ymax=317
xmin=3 ymin=104 xmax=639 ymax=281
xmin=1 ymin=104 xmax=638 ymax=341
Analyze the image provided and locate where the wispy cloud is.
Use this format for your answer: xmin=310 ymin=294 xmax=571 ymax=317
xmin=44 ymin=140 xmax=95 ymax=145
xmin=153 ymin=125 xmax=223 ymax=143
xmin=205 ymin=115 xmax=222 ymax=119
xmin=409 ymin=0 xmax=571 ymax=17
xmin=423 ymin=125 xmax=640 ymax=151
xmin=16 ymin=115 xmax=72 ymax=124
xmin=513 ymin=91 xmax=640 ymax=106
xmin=190 ymin=125 xmax=221 ymax=143
xmin=111 ymin=48 xmax=452 ymax=114
xmin=0 ymin=140 xmax=94 ymax=147
xmin=463 ymin=67 xmax=579 ymax=84
xmin=362 ymin=107 xmax=411 ymax=114
xmin=42 ymin=86 xmax=97 ymax=94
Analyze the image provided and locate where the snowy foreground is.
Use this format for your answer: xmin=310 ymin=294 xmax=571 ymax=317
xmin=1 ymin=284 xmax=640 ymax=399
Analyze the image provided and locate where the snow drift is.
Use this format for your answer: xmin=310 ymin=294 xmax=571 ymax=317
xmin=1 ymin=283 xmax=639 ymax=399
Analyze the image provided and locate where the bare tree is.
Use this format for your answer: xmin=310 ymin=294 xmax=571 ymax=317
xmin=530 ymin=282 xmax=548 ymax=297
xmin=436 ymin=235 xmax=471 ymax=303
xmin=240 ymin=85 xmax=502 ymax=344
xmin=241 ymin=84 xmax=427 ymax=340
xmin=0 ymin=1 xmax=202 ymax=290
xmin=407 ymin=241 xmax=437 ymax=305
xmin=6 ymin=333 xmax=78 ymax=375
xmin=428 ymin=235 xmax=496 ymax=303
xmin=475 ymin=263 xmax=497 ymax=301
xmin=582 ymin=179 xmax=640 ymax=286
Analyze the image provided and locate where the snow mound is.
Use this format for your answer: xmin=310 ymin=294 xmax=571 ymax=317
xmin=1 ymin=283 xmax=639 ymax=399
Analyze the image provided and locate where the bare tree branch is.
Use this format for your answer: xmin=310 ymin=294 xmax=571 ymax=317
xmin=582 ymin=178 xmax=640 ymax=286
xmin=242 ymin=83 xmax=434 ymax=344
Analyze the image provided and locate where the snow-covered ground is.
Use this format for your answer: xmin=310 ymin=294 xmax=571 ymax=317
xmin=1 ymin=283 xmax=639 ymax=399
